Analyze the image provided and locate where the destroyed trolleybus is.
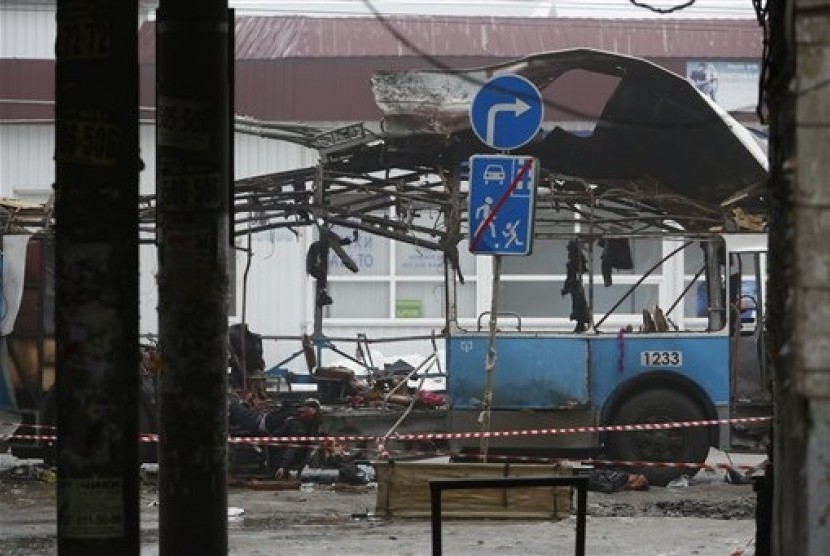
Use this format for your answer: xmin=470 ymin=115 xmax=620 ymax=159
xmin=359 ymin=48 xmax=772 ymax=487
xmin=445 ymin=231 xmax=769 ymax=485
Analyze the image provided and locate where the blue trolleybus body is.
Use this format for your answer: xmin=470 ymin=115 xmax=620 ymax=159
xmin=446 ymin=233 xmax=768 ymax=485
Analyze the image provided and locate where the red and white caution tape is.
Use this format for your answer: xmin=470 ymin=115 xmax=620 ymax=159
xmin=1 ymin=434 xmax=768 ymax=475
xmin=1 ymin=415 xmax=772 ymax=447
xmin=378 ymin=415 xmax=771 ymax=443
xmin=583 ymin=459 xmax=763 ymax=472
xmin=370 ymin=447 xmax=765 ymax=473
xmin=1 ymin=433 xmax=57 ymax=442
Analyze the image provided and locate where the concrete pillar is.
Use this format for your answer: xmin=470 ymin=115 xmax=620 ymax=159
xmin=54 ymin=1 xmax=140 ymax=554
xmin=155 ymin=1 xmax=231 ymax=554
xmin=793 ymin=3 xmax=830 ymax=553
xmin=770 ymin=1 xmax=830 ymax=553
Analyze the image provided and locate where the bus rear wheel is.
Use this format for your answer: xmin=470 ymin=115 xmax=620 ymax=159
xmin=605 ymin=388 xmax=711 ymax=487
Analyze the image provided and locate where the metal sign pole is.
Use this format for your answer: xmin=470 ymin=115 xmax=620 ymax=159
xmin=469 ymin=75 xmax=542 ymax=461
xmin=480 ymin=254 xmax=502 ymax=462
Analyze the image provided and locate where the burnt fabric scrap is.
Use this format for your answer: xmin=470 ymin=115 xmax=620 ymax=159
xmin=587 ymin=469 xmax=630 ymax=493
xmin=598 ymin=237 xmax=633 ymax=286
xmin=561 ymin=239 xmax=590 ymax=332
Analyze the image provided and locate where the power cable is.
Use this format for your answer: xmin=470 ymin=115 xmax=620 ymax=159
xmin=628 ymin=0 xmax=696 ymax=15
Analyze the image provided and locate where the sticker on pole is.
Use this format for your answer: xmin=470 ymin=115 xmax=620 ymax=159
xmin=468 ymin=154 xmax=538 ymax=255
xmin=470 ymin=74 xmax=544 ymax=150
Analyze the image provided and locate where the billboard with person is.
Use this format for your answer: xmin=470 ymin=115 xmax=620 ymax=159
xmin=686 ymin=60 xmax=761 ymax=112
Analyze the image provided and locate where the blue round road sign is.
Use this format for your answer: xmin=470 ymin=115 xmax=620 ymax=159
xmin=470 ymin=74 xmax=544 ymax=150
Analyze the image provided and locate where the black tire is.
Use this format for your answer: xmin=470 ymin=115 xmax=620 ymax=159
xmin=605 ymin=388 xmax=711 ymax=487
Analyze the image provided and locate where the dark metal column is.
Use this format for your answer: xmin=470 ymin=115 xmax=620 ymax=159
xmin=763 ymin=1 xmax=797 ymax=554
xmin=156 ymin=1 xmax=231 ymax=554
xmin=54 ymin=1 xmax=140 ymax=554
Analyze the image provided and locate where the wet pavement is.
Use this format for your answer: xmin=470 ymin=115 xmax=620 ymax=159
xmin=0 ymin=450 xmax=763 ymax=555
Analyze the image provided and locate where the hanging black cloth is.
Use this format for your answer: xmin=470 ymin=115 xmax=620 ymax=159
xmin=597 ymin=237 xmax=633 ymax=286
xmin=305 ymin=228 xmax=359 ymax=306
xmin=561 ymin=239 xmax=590 ymax=333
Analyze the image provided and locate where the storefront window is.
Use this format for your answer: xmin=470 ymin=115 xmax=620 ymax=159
xmin=498 ymin=237 xmax=663 ymax=325
xmin=323 ymin=210 xmax=476 ymax=320
xmin=327 ymin=282 xmax=389 ymax=318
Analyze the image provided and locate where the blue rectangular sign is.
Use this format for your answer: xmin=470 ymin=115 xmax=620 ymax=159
xmin=468 ymin=154 xmax=538 ymax=255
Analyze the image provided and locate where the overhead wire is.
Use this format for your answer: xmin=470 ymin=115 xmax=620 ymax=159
xmin=628 ymin=0 xmax=696 ymax=15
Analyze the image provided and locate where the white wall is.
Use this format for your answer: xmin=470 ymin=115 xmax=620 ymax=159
xmin=138 ymin=127 xmax=325 ymax=373
xmin=0 ymin=2 xmax=56 ymax=60
xmin=0 ymin=124 xmax=55 ymax=199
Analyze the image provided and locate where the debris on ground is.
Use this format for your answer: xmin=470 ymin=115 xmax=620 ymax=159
xmin=667 ymin=474 xmax=691 ymax=489
xmin=586 ymin=468 xmax=649 ymax=493
xmin=0 ymin=462 xmax=54 ymax=483
xmin=236 ymin=479 xmax=302 ymax=491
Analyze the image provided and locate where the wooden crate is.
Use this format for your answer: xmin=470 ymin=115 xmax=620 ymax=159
xmin=374 ymin=461 xmax=572 ymax=519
